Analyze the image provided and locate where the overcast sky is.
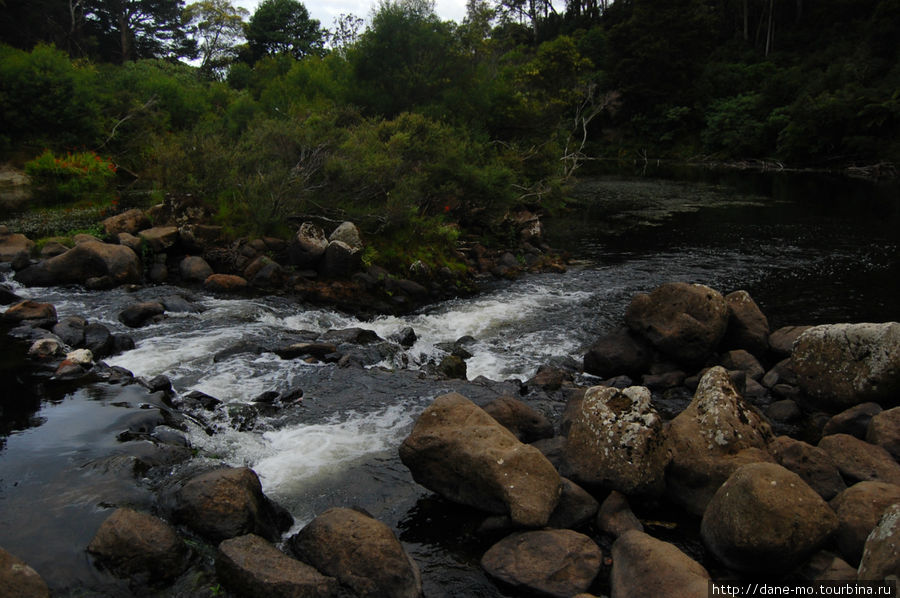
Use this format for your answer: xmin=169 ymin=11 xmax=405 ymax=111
xmin=231 ymin=0 xmax=469 ymax=30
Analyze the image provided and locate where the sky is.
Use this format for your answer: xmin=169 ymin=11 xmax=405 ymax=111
xmin=232 ymin=0 xmax=470 ymax=29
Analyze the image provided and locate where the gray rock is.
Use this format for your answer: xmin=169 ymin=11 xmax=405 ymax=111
xmin=858 ymin=503 xmax=900 ymax=581
xmin=547 ymin=478 xmax=600 ymax=530
xmin=328 ymin=221 xmax=363 ymax=250
xmin=118 ymin=302 xmax=165 ymax=328
xmin=179 ymin=255 xmax=213 ymax=283
xmin=582 ymin=327 xmax=654 ymax=378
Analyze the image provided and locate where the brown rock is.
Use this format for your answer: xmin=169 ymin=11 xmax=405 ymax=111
xmin=0 ymin=231 xmax=34 ymax=262
xmin=102 ymin=209 xmax=150 ymax=236
xmin=866 ymin=407 xmax=900 ymax=462
xmin=768 ymin=325 xmax=812 ymax=358
xmin=720 ymin=349 xmax=765 ymax=380
xmin=481 ymin=529 xmax=602 ymax=598
xmin=722 ymin=290 xmax=770 ymax=357
xmin=768 ymin=436 xmax=846 ymax=500
xmin=0 ymin=546 xmax=49 ymax=598
xmin=823 ymin=402 xmax=883 ymax=439
xmin=288 ymin=507 xmax=421 ymax=598
xmin=548 ymin=478 xmax=600 ymax=530
xmin=597 ymin=491 xmax=643 ymax=538
xmin=483 ymin=395 xmax=554 ymax=443
xmin=138 ymin=226 xmax=180 ymax=252
xmin=610 ymin=530 xmax=710 ymax=598
xmin=796 ymin=551 xmax=858 ymax=582
xmin=2 ymin=300 xmax=57 ymax=328
xmin=818 ymin=434 xmax=900 ymax=486
xmin=830 ymin=481 xmax=900 ymax=565
xmin=216 ymin=534 xmax=338 ymax=598
xmin=117 ymin=301 xmax=165 ymax=328
xmin=204 ymin=273 xmax=248 ymax=292
xmin=700 ymin=462 xmax=839 ymax=574
xmin=178 ymin=255 xmax=213 ymax=283
xmin=399 ymin=393 xmax=561 ymax=527
xmin=15 ymin=240 xmax=141 ymax=287
xmin=582 ymin=327 xmax=654 ymax=378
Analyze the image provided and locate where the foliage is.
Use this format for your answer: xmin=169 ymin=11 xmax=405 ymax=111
xmin=25 ymin=149 xmax=117 ymax=200
xmin=83 ymin=0 xmax=198 ymax=62
xmin=244 ymin=0 xmax=325 ymax=61
xmin=184 ymin=0 xmax=249 ymax=79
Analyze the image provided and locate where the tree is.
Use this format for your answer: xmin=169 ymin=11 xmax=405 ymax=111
xmin=184 ymin=0 xmax=248 ymax=77
xmin=244 ymin=0 xmax=324 ymax=61
xmin=327 ymin=13 xmax=364 ymax=57
xmin=83 ymin=0 xmax=196 ymax=62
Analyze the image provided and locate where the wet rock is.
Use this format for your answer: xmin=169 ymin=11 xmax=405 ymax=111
xmin=83 ymin=322 xmax=114 ymax=358
xmin=178 ymin=255 xmax=213 ymax=283
xmin=87 ymin=508 xmax=190 ymax=585
xmin=548 ymin=478 xmax=600 ymax=530
xmin=701 ymin=462 xmax=838 ymax=574
xmin=830 ymin=481 xmax=900 ymax=565
xmin=274 ymin=342 xmax=338 ymax=360
xmin=181 ymin=390 xmax=222 ymax=411
xmin=768 ymin=325 xmax=812 ymax=358
xmin=102 ymin=209 xmax=151 ymax=236
xmin=204 ymin=273 xmax=248 ymax=292
xmin=216 ymin=534 xmax=338 ymax=598
xmin=399 ymin=393 xmax=562 ymax=527
xmin=15 ymin=241 xmax=141 ymax=287
xmin=597 ymin=491 xmax=643 ymax=538
xmin=118 ymin=301 xmax=165 ymax=328
xmin=582 ymin=327 xmax=654 ymax=378
xmin=52 ymin=315 xmax=86 ymax=347
xmin=438 ymin=354 xmax=467 ymax=379
xmin=2 ymin=300 xmax=57 ymax=328
xmin=721 ymin=290 xmax=770 ymax=357
xmin=720 ymin=349 xmax=765 ymax=380
xmin=768 ymin=436 xmax=846 ymax=500
xmin=817 ymin=434 xmax=900 ymax=485
xmin=822 ymin=402 xmax=883 ymax=439
xmin=171 ymin=467 xmax=293 ymax=543
xmin=328 ymin=221 xmax=363 ymax=250
xmin=0 ymin=230 xmax=35 ymax=262
xmin=321 ymin=327 xmax=382 ymax=345
xmin=138 ymin=226 xmax=180 ymax=252
xmin=792 ymin=322 xmax=900 ymax=408
xmin=214 ymin=341 xmax=264 ymax=363
xmin=664 ymin=366 xmax=774 ymax=514
xmin=0 ymin=283 xmax=22 ymax=305
xmin=610 ymin=530 xmax=710 ymax=598
xmin=564 ymin=385 xmax=668 ymax=496
xmin=858 ymin=503 xmax=900 ymax=580
xmin=624 ymin=282 xmax=728 ymax=367
xmin=867 ymin=407 xmax=900 ymax=461
xmin=28 ymin=337 xmax=63 ymax=359
xmin=160 ymin=294 xmax=203 ymax=314
xmin=481 ymin=529 xmax=602 ymax=598
xmin=527 ymin=365 xmax=574 ymax=391
xmin=319 ymin=240 xmax=361 ymax=279
xmin=483 ymin=395 xmax=554 ymax=442
xmin=0 ymin=546 xmax=50 ymax=597
xmin=391 ymin=326 xmax=417 ymax=348
xmin=111 ymin=334 xmax=135 ymax=356
xmin=288 ymin=507 xmax=421 ymax=598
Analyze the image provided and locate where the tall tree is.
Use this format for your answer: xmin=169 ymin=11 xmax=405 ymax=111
xmin=83 ymin=0 xmax=196 ymax=62
xmin=184 ymin=0 xmax=247 ymax=77
xmin=244 ymin=0 xmax=324 ymax=61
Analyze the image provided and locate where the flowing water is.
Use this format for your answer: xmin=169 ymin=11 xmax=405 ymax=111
xmin=0 ymin=171 xmax=898 ymax=595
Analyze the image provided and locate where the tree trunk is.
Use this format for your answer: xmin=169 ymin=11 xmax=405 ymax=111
xmin=119 ymin=11 xmax=131 ymax=62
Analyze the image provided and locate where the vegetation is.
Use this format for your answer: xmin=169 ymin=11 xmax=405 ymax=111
xmin=0 ymin=0 xmax=897 ymax=270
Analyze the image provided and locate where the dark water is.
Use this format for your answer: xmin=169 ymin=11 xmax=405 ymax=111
xmin=0 ymin=171 xmax=897 ymax=596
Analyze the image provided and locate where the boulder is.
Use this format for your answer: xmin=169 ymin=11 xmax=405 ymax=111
xmin=438 ymin=354 xmax=467 ymax=379
xmin=768 ymin=436 xmax=846 ymax=500
xmin=319 ymin=240 xmax=361 ymax=279
xmin=84 ymin=323 xmax=114 ymax=358
xmin=320 ymin=327 xmax=382 ymax=345
xmin=610 ymin=530 xmax=710 ymax=598
xmin=0 ymin=231 xmax=34 ymax=262
xmin=624 ymin=282 xmax=729 ymax=367
xmin=792 ymin=322 xmax=900 ymax=407
xmin=204 ymin=273 xmax=248 ymax=292
xmin=0 ymin=283 xmax=22 ymax=305
xmin=830 ymin=482 xmax=900 ymax=565
xmin=118 ymin=301 xmax=165 ymax=328
xmin=823 ymin=402 xmax=883 ymax=439
xmin=700 ymin=462 xmax=838 ymax=574
xmin=178 ymin=224 xmax=222 ymax=252
xmin=547 ymin=478 xmax=600 ymax=530
xmin=563 ymin=385 xmax=668 ymax=496
xmin=138 ymin=226 xmax=180 ymax=252
xmin=216 ymin=534 xmax=338 ymax=598
xmin=664 ymin=366 xmax=774 ymax=514
xmin=481 ymin=529 xmax=602 ymax=598
xmin=288 ymin=507 xmax=421 ymax=598
xmin=483 ymin=395 xmax=554 ymax=442
xmin=796 ymin=551 xmax=858 ymax=582
xmin=328 ymin=221 xmax=363 ymax=250
xmin=817 ymin=434 xmax=900 ymax=486
xmin=2 ymin=300 xmax=57 ymax=328
xmin=295 ymin=222 xmax=329 ymax=256
xmin=582 ymin=327 xmax=654 ymax=378
xmin=719 ymin=349 xmax=765 ymax=381
xmin=28 ymin=337 xmax=63 ymax=359
xmin=527 ymin=365 xmax=574 ymax=391
xmin=858 ymin=503 xmax=900 ymax=581
xmin=52 ymin=315 xmax=86 ymax=347
xmin=768 ymin=325 xmax=812 ymax=358
xmin=399 ymin=393 xmax=561 ymax=527
xmin=171 ymin=467 xmax=292 ymax=543
xmin=39 ymin=240 xmax=69 ymax=258
xmin=87 ymin=508 xmax=190 ymax=585
xmin=116 ymin=232 xmax=142 ymax=252
xmin=102 ymin=209 xmax=150 ymax=236
xmin=178 ymin=256 xmax=213 ymax=283
xmin=721 ymin=290 xmax=770 ymax=356
xmin=15 ymin=241 xmax=141 ymax=287
xmin=866 ymin=407 xmax=900 ymax=461
xmin=0 ymin=547 xmax=49 ymax=598
xmin=244 ymin=255 xmax=282 ymax=287
xmin=597 ymin=491 xmax=643 ymax=538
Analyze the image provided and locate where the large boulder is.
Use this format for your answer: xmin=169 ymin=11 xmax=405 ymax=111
xmin=817 ymin=433 xmax=900 ymax=486
xmin=118 ymin=301 xmax=165 ymax=328
xmin=792 ymin=322 xmax=900 ymax=408
xmin=0 ymin=547 xmax=49 ymax=598
xmin=624 ymin=282 xmax=729 ymax=366
xmin=287 ymin=507 xmax=421 ymax=598
xmin=319 ymin=240 xmax=361 ymax=279
xmin=582 ymin=327 xmax=654 ymax=378
xmin=610 ymin=530 xmax=710 ymax=598
xmin=86 ymin=508 xmax=190 ymax=585
xmin=204 ymin=273 xmax=248 ymax=293
xmin=290 ymin=222 xmax=329 ymax=268
xmin=328 ymin=221 xmax=363 ymax=250
xmin=170 ymin=467 xmax=292 ymax=543
xmin=700 ymin=462 xmax=838 ymax=574
xmin=102 ymin=209 xmax=150 ymax=236
xmin=216 ymin=534 xmax=338 ymax=598
xmin=2 ymin=300 xmax=57 ymax=329
xmin=768 ymin=436 xmax=846 ymax=500
xmin=15 ymin=241 xmax=141 ymax=287
xmin=721 ymin=290 xmax=770 ymax=356
xmin=482 ymin=395 xmax=554 ymax=443
xmin=563 ymin=385 xmax=668 ymax=496
xmin=0 ymin=230 xmax=34 ymax=262
xmin=481 ymin=529 xmax=603 ymax=598
xmin=858 ymin=503 xmax=900 ymax=581
xmin=178 ymin=255 xmax=213 ymax=283
xmin=830 ymin=482 xmax=900 ymax=565
xmin=399 ymin=393 xmax=562 ymax=528
xmin=138 ymin=226 xmax=180 ymax=253
xmin=664 ymin=366 xmax=774 ymax=515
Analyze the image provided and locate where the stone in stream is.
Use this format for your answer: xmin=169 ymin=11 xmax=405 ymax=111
xmin=118 ymin=301 xmax=166 ymax=328
xmin=399 ymin=392 xmax=562 ymax=528
xmin=52 ymin=315 xmax=87 ymax=347
xmin=288 ymin=507 xmax=421 ymax=598
xmin=178 ymin=255 xmax=214 ymax=283
xmin=0 ymin=546 xmax=50 ymax=598
xmin=610 ymin=530 xmax=710 ymax=598
xmin=582 ymin=326 xmax=654 ymax=378
xmin=2 ymin=300 xmax=57 ymax=329
xmin=15 ymin=240 xmax=141 ymax=287
xmin=204 ymin=273 xmax=248 ymax=292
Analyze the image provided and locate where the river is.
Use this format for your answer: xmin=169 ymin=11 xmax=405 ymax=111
xmin=0 ymin=171 xmax=897 ymax=596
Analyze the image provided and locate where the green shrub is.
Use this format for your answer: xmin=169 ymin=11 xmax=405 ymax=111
xmin=25 ymin=149 xmax=117 ymax=200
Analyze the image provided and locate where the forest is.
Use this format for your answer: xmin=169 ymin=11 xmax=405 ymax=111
xmin=1 ymin=0 xmax=898 ymax=272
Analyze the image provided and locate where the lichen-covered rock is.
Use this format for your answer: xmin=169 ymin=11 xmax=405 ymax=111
xmin=483 ymin=395 xmax=554 ymax=443
xmin=610 ymin=530 xmax=710 ymax=598
xmin=624 ymin=282 xmax=729 ymax=367
xmin=830 ymin=482 xmax=900 ymax=565
xmin=87 ymin=508 xmax=189 ymax=585
xmin=0 ymin=546 xmax=49 ymax=598
xmin=700 ymin=462 xmax=838 ymax=574
xmin=866 ymin=407 xmax=900 ymax=462
xmin=721 ymin=290 xmax=770 ymax=357
xmin=664 ymin=366 xmax=774 ymax=514
xmin=481 ymin=529 xmax=602 ymax=598
xmin=288 ymin=508 xmax=421 ymax=598
xmin=817 ymin=434 xmax=900 ymax=486
xmin=328 ymin=221 xmax=363 ymax=250
xmin=858 ymin=503 xmax=900 ymax=581
xmin=792 ymin=322 xmax=900 ymax=407
xmin=399 ymin=393 xmax=561 ymax=527
xmin=564 ymin=385 xmax=668 ymax=496
xmin=217 ymin=534 xmax=338 ymax=598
